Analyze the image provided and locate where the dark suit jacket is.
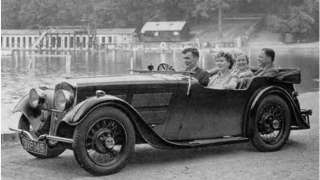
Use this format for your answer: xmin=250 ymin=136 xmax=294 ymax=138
xmin=192 ymin=67 xmax=211 ymax=86
xmin=254 ymin=66 xmax=278 ymax=77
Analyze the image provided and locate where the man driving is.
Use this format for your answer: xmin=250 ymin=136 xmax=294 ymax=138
xmin=182 ymin=48 xmax=210 ymax=86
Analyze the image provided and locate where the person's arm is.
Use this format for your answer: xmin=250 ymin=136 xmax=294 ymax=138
xmin=197 ymin=71 xmax=210 ymax=86
xmin=263 ymin=69 xmax=279 ymax=77
xmin=207 ymin=67 xmax=219 ymax=75
xmin=192 ymin=67 xmax=211 ymax=86
xmin=224 ymin=76 xmax=239 ymax=89
xmin=239 ymin=70 xmax=254 ymax=78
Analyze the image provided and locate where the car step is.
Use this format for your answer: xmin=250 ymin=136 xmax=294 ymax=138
xmin=188 ymin=136 xmax=249 ymax=145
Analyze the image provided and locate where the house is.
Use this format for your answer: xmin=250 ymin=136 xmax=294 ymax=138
xmin=140 ymin=21 xmax=190 ymax=42
xmin=96 ymin=28 xmax=136 ymax=45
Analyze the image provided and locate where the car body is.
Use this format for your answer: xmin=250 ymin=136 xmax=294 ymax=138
xmin=11 ymin=67 xmax=311 ymax=175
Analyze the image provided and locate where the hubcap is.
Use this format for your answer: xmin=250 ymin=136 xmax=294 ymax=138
xmin=272 ymin=119 xmax=280 ymax=129
xmin=258 ymin=104 xmax=285 ymax=145
xmin=93 ymin=129 xmax=112 ymax=153
xmin=104 ymin=135 xmax=115 ymax=149
xmin=85 ymin=118 xmax=126 ymax=166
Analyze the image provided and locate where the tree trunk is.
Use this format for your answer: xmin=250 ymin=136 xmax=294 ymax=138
xmin=218 ymin=4 xmax=223 ymax=38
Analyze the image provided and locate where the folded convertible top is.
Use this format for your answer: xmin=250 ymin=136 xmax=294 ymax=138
xmin=274 ymin=68 xmax=301 ymax=84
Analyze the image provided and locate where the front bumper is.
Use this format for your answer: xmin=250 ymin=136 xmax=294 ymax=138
xmin=9 ymin=127 xmax=74 ymax=144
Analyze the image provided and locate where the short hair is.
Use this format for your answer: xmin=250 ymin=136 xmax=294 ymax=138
xmin=216 ymin=51 xmax=234 ymax=69
xmin=236 ymin=54 xmax=249 ymax=64
xmin=182 ymin=48 xmax=199 ymax=58
xmin=262 ymin=48 xmax=275 ymax=62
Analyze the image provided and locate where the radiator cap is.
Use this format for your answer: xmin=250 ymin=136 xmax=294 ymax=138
xmin=96 ymin=90 xmax=106 ymax=97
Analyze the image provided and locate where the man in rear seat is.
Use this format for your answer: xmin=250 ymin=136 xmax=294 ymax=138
xmin=254 ymin=48 xmax=278 ymax=77
xmin=236 ymin=48 xmax=279 ymax=89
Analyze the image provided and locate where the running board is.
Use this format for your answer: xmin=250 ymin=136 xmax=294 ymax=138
xmin=187 ymin=137 xmax=249 ymax=146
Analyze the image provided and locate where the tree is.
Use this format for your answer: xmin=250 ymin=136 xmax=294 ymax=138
xmin=265 ymin=0 xmax=319 ymax=41
xmin=190 ymin=0 xmax=248 ymax=38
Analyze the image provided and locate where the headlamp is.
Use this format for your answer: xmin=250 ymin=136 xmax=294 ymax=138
xmin=29 ymin=88 xmax=45 ymax=108
xmin=54 ymin=89 xmax=73 ymax=111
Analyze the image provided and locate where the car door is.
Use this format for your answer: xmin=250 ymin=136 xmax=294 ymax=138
xmin=129 ymin=81 xmax=179 ymax=137
xmin=168 ymin=79 xmax=249 ymax=141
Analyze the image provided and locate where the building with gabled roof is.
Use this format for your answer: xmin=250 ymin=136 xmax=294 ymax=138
xmin=140 ymin=21 xmax=190 ymax=42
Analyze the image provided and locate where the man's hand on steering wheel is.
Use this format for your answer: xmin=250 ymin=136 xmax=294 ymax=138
xmin=157 ymin=63 xmax=175 ymax=72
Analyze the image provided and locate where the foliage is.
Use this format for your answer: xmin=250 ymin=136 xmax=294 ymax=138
xmin=1 ymin=0 xmax=318 ymax=41
xmin=1 ymin=0 xmax=243 ymax=28
xmin=264 ymin=0 xmax=319 ymax=40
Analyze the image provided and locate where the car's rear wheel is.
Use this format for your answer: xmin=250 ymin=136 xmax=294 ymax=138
xmin=72 ymin=106 xmax=135 ymax=176
xmin=18 ymin=115 xmax=66 ymax=158
xmin=251 ymin=95 xmax=291 ymax=152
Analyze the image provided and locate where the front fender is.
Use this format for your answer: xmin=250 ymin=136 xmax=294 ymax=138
xmin=12 ymin=89 xmax=54 ymax=130
xmin=61 ymin=95 xmax=125 ymax=125
xmin=12 ymin=94 xmax=42 ymax=120
xmin=244 ymin=86 xmax=305 ymax=137
xmin=61 ymin=95 xmax=194 ymax=149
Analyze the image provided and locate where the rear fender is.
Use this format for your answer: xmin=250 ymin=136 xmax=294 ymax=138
xmin=244 ymin=86 xmax=305 ymax=137
xmin=61 ymin=95 xmax=184 ymax=149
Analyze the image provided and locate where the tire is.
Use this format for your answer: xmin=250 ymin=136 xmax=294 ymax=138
xmin=72 ymin=106 xmax=135 ymax=176
xmin=18 ymin=115 xmax=66 ymax=158
xmin=250 ymin=95 xmax=291 ymax=152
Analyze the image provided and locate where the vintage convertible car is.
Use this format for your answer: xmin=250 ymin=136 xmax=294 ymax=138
xmin=10 ymin=64 xmax=311 ymax=175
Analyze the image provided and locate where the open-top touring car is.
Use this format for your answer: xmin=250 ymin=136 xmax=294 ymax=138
xmin=10 ymin=63 xmax=311 ymax=175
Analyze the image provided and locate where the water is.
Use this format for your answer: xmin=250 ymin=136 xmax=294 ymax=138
xmin=1 ymin=45 xmax=319 ymax=133
xmin=2 ymin=46 xmax=318 ymax=91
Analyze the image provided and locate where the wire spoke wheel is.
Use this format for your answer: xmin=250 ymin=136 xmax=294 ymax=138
xmin=157 ymin=63 xmax=175 ymax=72
xmin=257 ymin=104 xmax=285 ymax=145
xmin=85 ymin=118 xmax=127 ymax=166
xmin=251 ymin=95 xmax=291 ymax=152
xmin=73 ymin=107 xmax=135 ymax=176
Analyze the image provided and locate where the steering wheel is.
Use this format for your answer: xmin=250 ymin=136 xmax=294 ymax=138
xmin=157 ymin=63 xmax=175 ymax=72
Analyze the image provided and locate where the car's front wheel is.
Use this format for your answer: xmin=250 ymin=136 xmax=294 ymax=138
xmin=72 ymin=106 xmax=135 ymax=176
xmin=251 ymin=95 xmax=291 ymax=152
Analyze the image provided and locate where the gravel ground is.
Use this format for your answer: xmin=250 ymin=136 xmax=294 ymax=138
xmin=1 ymin=92 xmax=318 ymax=180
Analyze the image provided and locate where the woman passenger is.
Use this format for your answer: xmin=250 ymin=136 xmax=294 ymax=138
xmin=232 ymin=54 xmax=254 ymax=78
xmin=207 ymin=52 xmax=238 ymax=89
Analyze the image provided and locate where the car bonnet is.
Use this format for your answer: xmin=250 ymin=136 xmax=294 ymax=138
xmin=63 ymin=73 xmax=186 ymax=88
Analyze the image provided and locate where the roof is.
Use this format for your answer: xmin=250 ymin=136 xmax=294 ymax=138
xmin=96 ymin=28 xmax=136 ymax=34
xmin=1 ymin=28 xmax=136 ymax=36
xmin=141 ymin=21 xmax=186 ymax=33
xmin=1 ymin=29 xmax=39 ymax=35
